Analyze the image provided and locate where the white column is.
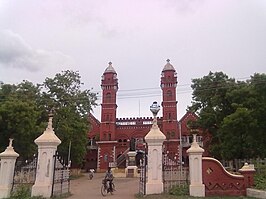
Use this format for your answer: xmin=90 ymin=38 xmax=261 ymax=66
xmin=31 ymin=116 xmax=61 ymax=198
xmin=145 ymin=118 xmax=166 ymax=194
xmin=187 ymin=134 xmax=205 ymax=197
xmin=0 ymin=139 xmax=19 ymax=199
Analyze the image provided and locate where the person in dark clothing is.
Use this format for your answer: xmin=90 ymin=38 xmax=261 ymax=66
xmin=104 ymin=167 xmax=114 ymax=192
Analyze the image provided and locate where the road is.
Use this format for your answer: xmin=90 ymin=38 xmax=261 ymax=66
xmin=69 ymin=172 xmax=139 ymax=199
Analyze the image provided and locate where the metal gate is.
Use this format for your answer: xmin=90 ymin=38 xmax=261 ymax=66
xmin=162 ymin=153 xmax=189 ymax=192
xmin=51 ymin=152 xmax=70 ymax=197
xmin=12 ymin=155 xmax=38 ymax=192
xmin=139 ymin=155 xmax=147 ymax=195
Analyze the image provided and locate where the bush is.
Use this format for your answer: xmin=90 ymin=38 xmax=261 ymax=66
xmin=10 ymin=185 xmax=31 ymax=199
xmin=8 ymin=185 xmax=45 ymax=199
xmin=254 ymin=165 xmax=266 ymax=190
xmin=169 ymin=184 xmax=189 ymax=196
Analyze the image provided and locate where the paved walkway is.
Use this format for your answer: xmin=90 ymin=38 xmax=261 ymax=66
xmin=69 ymin=172 xmax=139 ymax=199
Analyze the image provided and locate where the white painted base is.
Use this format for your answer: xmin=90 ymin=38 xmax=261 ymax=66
xmin=247 ymin=188 xmax=266 ymax=199
xmin=146 ymin=182 xmax=164 ymax=195
xmin=31 ymin=184 xmax=52 ymax=198
xmin=189 ymin=184 xmax=205 ymax=197
xmin=125 ymin=166 xmax=138 ymax=177
xmin=0 ymin=186 xmax=11 ymax=199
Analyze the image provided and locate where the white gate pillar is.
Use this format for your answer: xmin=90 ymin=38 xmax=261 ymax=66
xmin=187 ymin=134 xmax=205 ymax=197
xmin=31 ymin=115 xmax=61 ymax=198
xmin=144 ymin=102 xmax=166 ymax=194
xmin=0 ymin=139 xmax=19 ymax=199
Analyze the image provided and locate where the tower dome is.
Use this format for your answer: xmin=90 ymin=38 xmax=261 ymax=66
xmin=104 ymin=62 xmax=116 ymax=73
xmin=162 ymin=59 xmax=175 ymax=71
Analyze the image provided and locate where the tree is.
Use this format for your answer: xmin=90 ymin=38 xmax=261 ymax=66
xmin=41 ymin=70 xmax=97 ymax=166
xmin=0 ymin=81 xmax=45 ymax=159
xmin=189 ymin=72 xmax=237 ymax=159
xmin=189 ymin=72 xmax=266 ymax=160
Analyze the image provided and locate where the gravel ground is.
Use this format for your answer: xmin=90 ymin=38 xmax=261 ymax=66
xmin=69 ymin=172 xmax=139 ymax=199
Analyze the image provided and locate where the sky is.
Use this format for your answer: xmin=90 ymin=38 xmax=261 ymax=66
xmin=0 ymin=0 xmax=265 ymax=120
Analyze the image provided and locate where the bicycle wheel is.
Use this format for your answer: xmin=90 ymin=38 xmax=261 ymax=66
xmin=109 ymin=182 xmax=115 ymax=195
xmin=112 ymin=183 xmax=115 ymax=191
xmin=101 ymin=184 xmax=108 ymax=196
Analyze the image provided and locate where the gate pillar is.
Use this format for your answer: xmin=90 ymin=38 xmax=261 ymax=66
xmin=31 ymin=115 xmax=61 ymax=198
xmin=144 ymin=102 xmax=166 ymax=194
xmin=187 ymin=134 xmax=205 ymax=197
xmin=0 ymin=139 xmax=19 ymax=199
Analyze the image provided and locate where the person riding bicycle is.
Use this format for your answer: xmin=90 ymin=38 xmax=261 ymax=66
xmin=88 ymin=169 xmax=95 ymax=180
xmin=104 ymin=167 xmax=114 ymax=192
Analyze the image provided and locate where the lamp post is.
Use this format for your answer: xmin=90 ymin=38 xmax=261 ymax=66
xmin=178 ymin=122 xmax=182 ymax=184
xmin=150 ymin=101 xmax=160 ymax=124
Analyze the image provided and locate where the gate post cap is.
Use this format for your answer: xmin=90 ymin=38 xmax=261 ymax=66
xmin=0 ymin=138 xmax=19 ymax=158
xmin=187 ymin=134 xmax=204 ymax=154
xmin=35 ymin=116 xmax=61 ymax=146
xmin=239 ymin=163 xmax=255 ymax=172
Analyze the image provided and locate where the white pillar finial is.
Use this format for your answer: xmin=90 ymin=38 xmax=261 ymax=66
xmin=193 ymin=134 xmax=197 ymax=143
xmin=8 ymin=138 xmax=13 ymax=147
xmin=47 ymin=115 xmax=53 ymax=131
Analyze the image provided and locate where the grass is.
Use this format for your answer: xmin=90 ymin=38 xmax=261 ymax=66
xmin=136 ymin=195 xmax=254 ymax=199
xmin=5 ymin=185 xmax=70 ymax=199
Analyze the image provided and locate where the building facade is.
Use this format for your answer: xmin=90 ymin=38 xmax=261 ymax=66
xmin=87 ymin=60 xmax=206 ymax=171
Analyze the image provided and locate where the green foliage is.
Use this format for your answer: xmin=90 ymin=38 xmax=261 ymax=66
xmin=0 ymin=81 xmax=45 ymax=159
xmin=0 ymin=70 xmax=97 ymax=167
xmin=254 ymin=165 xmax=266 ymax=190
xmin=41 ymin=70 xmax=97 ymax=166
xmin=254 ymin=174 xmax=266 ymax=191
xmin=9 ymin=185 xmax=44 ymax=199
xmin=10 ymin=185 xmax=31 ymax=199
xmin=169 ymin=185 xmax=189 ymax=196
xmin=189 ymin=72 xmax=266 ymax=160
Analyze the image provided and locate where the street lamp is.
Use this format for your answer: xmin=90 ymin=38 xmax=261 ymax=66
xmin=150 ymin=101 xmax=160 ymax=125
xmin=150 ymin=101 xmax=160 ymax=117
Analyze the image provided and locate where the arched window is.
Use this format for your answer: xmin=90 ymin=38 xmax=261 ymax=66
xmin=106 ymin=92 xmax=111 ymax=102
xmin=167 ymin=132 xmax=170 ymax=139
xmin=104 ymin=154 xmax=108 ymax=162
xmin=168 ymin=113 xmax=171 ymax=120
xmin=166 ymin=90 xmax=172 ymax=100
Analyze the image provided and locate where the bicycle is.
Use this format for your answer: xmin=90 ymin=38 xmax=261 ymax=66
xmin=101 ymin=179 xmax=115 ymax=196
xmin=88 ymin=169 xmax=94 ymax=180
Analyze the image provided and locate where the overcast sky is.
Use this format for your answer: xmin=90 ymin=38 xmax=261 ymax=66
xmin=0 ymin=0 xmax=265 ymax=120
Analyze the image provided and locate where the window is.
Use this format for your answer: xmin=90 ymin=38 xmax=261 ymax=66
xmin=171 ymin=132 xmax=175 ymax=138
xmin=167 ymin=90 xmax=172 ymax=100
xmin=167 ymin=132 xmax=170 ymax=139
xmin=106 ymin=93 xmax=111 ymax=102
xmin=108 ymin=133 xmax=111 ymax=141
xmin=168 ymin=113 xmax=171 ymax=120
xmin=104 ymin=154 xmax=108 ymax=162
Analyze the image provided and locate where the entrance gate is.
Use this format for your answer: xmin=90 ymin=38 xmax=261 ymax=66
xmin=51 ymin=152 xmax=70 ymax=197
xmin=162 ymin=154 xmax=189 ymax=193
xmin=139 ymin=155 xmax=147 ymax=195
xmin=12 ymin=155 xmax=38 ymax=192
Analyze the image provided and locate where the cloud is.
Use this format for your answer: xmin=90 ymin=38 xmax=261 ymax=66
xmin=0 ymin=30 xmax=74 ymax=72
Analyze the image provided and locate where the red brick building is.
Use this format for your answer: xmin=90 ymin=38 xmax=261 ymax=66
xmin=87 ymin=60 xmax=205 ymax=171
